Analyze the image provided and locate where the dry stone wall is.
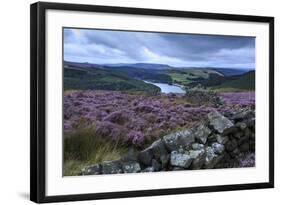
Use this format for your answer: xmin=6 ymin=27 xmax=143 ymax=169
xmin=80 ymin=109 xmax=255 ymax=175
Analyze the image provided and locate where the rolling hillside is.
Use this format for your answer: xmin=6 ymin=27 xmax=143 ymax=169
xmin=104 ymin=66 xmax=173 ymax=83
xmin=64 ymin=65 xmax=160 ymax=93
xmin=64 ymin=61 xmax=254 ymax=92
xmin=212 ymin=71 xmax=255 ymax=91
xmin=212 ymin=68 xmax=252 ymax=76
xmin=184 ymin=70 xmax=255 ymax=91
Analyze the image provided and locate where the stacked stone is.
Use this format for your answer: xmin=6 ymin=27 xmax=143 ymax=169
xmin=80 ymin=110 xmax=255 ymax=175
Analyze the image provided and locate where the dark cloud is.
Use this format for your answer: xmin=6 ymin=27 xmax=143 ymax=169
xmin=156 ymin=33 xmax=255 ymax=61
xmin=63 ymin=28 xmax=255 ymax=69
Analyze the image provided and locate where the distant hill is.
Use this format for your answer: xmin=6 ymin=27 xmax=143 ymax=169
xmin=213 ymin=70 xmax=255 ymax=91
xmin=64 ymin=61 xmax=103 ymax=69
xmin=212 ymin=68 xmax=252 ymax=76
xmin=186 ymin=70 xmax=255 ymax=91
xmin=65 ymin=61 xmax=251 ymax=76
xmin=64 ymin=64 xmax=160 ymax=93
xmin=104 ymin=66 xmax=173 ymax=84
xmin=104 ymin=63 xmax=172 ymax=70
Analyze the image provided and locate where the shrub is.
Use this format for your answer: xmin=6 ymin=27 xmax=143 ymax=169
xmin=126 ymin=131 xmax=145 ymax=147
xmin=103 ymin=110 xmax=130 ymax=125
xmin=95 ymin=121 xmax=126 ymax=141
xmin=184 ymin=90 xmax=222 ymax=106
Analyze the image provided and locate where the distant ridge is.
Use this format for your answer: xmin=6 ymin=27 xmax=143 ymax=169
xmin=64 ymin=61 xmax=104 ymax=69
xmin=64 ymin=61 xmax=253 ymax=76
xmin=211 ymin=68 xmax=253 ymax=76
xmin=103 ymin=63 xmax=172 ymax=70
xmin=213 ymin=70 xmax=255 ymax=90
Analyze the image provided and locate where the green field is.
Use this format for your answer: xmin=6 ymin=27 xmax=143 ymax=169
xmin=166 ymin=68 xmax=223 ymax=85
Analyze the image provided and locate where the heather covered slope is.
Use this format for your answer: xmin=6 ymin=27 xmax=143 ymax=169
xmin=63 ymin=90 xmax=255 ymax=175
xmin=64 ymin=90 xmax=255 ymax=145
xmin=64 ymin=91 xmax=217 ymax=146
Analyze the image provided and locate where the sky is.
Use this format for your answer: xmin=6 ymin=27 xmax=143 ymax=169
xmin=64 ymin=28 xmax=255 ymax=69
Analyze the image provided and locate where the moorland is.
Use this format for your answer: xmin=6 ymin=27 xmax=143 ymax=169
xmin=63 ymin=61 xmax=255 ymax=175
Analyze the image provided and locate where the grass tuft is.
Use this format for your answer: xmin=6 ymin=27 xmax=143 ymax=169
xmin=64 ymin=122 xmax=127 ymax=176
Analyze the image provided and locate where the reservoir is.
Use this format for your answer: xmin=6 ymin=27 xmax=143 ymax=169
xmin=144 ymin=81 xmax=186 ymax=94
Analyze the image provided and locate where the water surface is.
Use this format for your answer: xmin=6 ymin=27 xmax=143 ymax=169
xmin=144 ymin=81 xmax=186 ymax=94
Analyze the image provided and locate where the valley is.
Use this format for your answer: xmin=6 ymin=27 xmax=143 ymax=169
xmin=64 ymin=61 xmax=254 ymax=93
xmin=63 ymin=61 xmax=255 ymax=175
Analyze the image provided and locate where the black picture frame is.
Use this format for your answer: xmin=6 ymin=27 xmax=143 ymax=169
xmin=30 ymin=2 xmax=274 ymax=203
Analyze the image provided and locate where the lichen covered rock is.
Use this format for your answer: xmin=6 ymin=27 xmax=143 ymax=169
xmin=208 ymin=111 xmax=234 ymax=134
xmin=80 ymin=164 xmax=101 ymax=175
xmin=170 ymin=151 xmax=193 ymax=168
xmin=194 ymin=123 xmax=211 ymax=144
xmin=163 ymin=129 xmax=195 ymax=152
xmin=122 ymin=161 xmax=141 ymax=173
xmin=101 ymin=161 xmax=123 ymax=174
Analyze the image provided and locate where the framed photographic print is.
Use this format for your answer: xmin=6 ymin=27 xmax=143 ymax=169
xmin=30 ymin=2 xmax=274 ymax=203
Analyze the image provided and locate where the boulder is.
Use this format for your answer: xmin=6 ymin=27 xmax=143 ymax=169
xmin=194 ymin=123 xmax=211 ymax=144
xmin=189 ymin=149 xmax=204 ymax=158
xmin=230 ymin=148 xmax=240 ymax=158
xmin=138 ymin=139 xmax=169 ymax=168
xmin=238 ymin=135 xmax=249 ymax=146
xmin=243 ymin=118 xmax=255 ymax=128
xmin=170 ymin=151 xmax=193 ymax=168
xmin=231 ymin=110 xmax=255 ymax=121
xmin=101 ymin=161 xmax=123 ymax=174
xmin=192 ymin=143 xmax=205 ymax=150
xmin=189 ymin=149 xmax=206 ymax=169
xmin=235 ymin=122 xmax=247 ymax=130
xmin=80 ymin=164 xmax=101 ymax=175
xmin=239 ymin=143 xmax=250 ymax=152
xmin=150 ymin=139 xmax=169 ymax=168
xmin=208 ymin=134 xmax=218 ymax=143
xmin=142 ymin=167 xmax=154 ymax=172
xmin=151 ymin=159 xmax=162 ymax=171
xmin=250 ymin=132 xmax=255 ymax=140
xmin=249 ymin=141 xmax=255 ymax=151
xmin=211 ymin=142 xmax=225 ymax=154
xmin=234 ymin=132 xmax=243 ymax=139
xmin=225 ymin=139 xmax=238 ymax=152
xmin=163 ymin=129 xmax=195 ymax=152
xmin=138 ymin=148 xmax=153 ymax=166
xmin=216 ymin=134 xmax=229 ymax=144
xmin=208 ymin=111 xmax=234 ymax=134
xmin=244 ymin=128 xmax=251 ymax=137
xmin=172 ymin=167 xmax=185 ymax=171
xmin=122 ymin=161 xmax=141 ymax=173
xmin=204 ymin=146 xmax=224 ymax=169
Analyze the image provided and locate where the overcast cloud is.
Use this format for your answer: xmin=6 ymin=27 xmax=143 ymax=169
xmin=64 ymin=28 xmax=255 ymax=69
